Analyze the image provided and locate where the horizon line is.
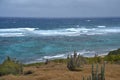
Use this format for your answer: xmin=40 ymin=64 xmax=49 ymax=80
xmin=0 ymin=16 xmax=120 ymax=19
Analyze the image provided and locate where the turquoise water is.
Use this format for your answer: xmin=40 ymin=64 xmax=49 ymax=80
xmin=0 ymin=17 xmax=120 ymax=63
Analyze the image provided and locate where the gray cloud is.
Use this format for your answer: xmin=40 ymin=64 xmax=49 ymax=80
xmin=0 ymin=0 xmax=120 ymax=17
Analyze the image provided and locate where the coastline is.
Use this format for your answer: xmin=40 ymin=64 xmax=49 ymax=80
xmin=1 ymin=58 xmax=120 ymax=80
xmin=25 ymin=52 xmax=108 ymax=64
xmin=0 ymin=48 xmax=120 ymax=80
xmin=26 ymin=47 xmax=120 ymax=64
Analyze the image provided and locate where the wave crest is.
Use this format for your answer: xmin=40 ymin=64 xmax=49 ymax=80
xmin=0 ymin=27 xmax=120 ymax=37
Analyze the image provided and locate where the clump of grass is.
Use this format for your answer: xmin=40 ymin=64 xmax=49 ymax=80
xmin=24 ymin=62 xmax=44 ymax=67
xmin=0 ymin=56 xmax=23 ymax=76
xmin=86 ymin=56 xmax=104 ymax=64
xmin=0 ymin=78 xmax=5 ymax=80
xmin=67 ymin=51 xmax=86 ymax=71
xmin=52 ymin=59 xmax=68 ymax=64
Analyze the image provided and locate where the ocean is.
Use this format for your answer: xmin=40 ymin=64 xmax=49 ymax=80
xmin=0 ymin=17 xmax=120 ymax=64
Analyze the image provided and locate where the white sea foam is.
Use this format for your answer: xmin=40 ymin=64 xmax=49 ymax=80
xmin=25 ymin=54 xmax=67 ymax=64
xmin=0 ymin=33 xmax=24 ymax=37
xmin=86 ymin=20 xmax=91 ymax=22
xmin=28 ymin=50 xmax=94 ymax=64
xmin=26 ymin=50 xmax=110 ymax=64
xmin=43 ymin=54 xmax=66 ymax=59
xmin=0 ymin=27 xmax=120 ymax=37
xmin=68 ymin=50 xmax=96 ymax=57
xmin=0 ymin=28 xmax=37 ymax=37
xmin=0 ymin=28 xmax=37 ymax=32
xmin=97 ymin=26 xmax=106 ymax=28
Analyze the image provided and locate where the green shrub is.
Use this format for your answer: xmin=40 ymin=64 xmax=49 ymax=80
xmin=108 ymin=48 xmax=120 ymax=55
xmin=86 ymin=56 xmax=104 ymax=64
xmin=0 ymin=56 xmax=23 ymax=76
xmin=67 ymin=51 xmax=86 ymax=71
xmin=104 ymin=54 xmax=120 ymax=62
xmin=101 ymin=48 xmax=120 ymax=63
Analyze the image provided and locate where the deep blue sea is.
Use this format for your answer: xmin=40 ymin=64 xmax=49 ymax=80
xmin=0 ymin=17 xmax=120 ymax=63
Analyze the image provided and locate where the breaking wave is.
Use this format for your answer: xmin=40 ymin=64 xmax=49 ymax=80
xmin=0 ymin=27 xmax=120 ymax=37
xmin=25 ymin=50 xmax=106 ymax=64
xmin=97 ymin=26 xmax=106 ymax=28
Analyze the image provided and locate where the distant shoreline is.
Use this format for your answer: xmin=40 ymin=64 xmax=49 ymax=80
xmin=25 ymin=53 xmax=107 ymax=65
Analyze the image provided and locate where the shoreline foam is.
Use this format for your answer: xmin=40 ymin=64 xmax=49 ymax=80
xmin=25 ymin=51 xmax=109 ymax=64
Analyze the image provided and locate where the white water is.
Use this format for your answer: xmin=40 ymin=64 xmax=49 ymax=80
xmin=97 ymin=26 xmax=106 ymax=28
xmin=26 ymin=50 xmax=106 ymax=64
xmin=0 ymin=27 xmax=120 ymax=37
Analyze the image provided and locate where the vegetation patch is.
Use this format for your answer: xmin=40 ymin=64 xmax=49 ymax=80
xmin=67 ymin=51 xmax=86 ymax=71
xmin=83 ymin=64 xmax=105 ymax=80
xmin=104 ymin=48 xmax=120 ymax=64
xmin=0 ymin=56 xmax=23 ymax=76
xmin=24 ymin=62 xmax=44 ymax=67
xmin=108 ymin=48 xmax=120 ymax=55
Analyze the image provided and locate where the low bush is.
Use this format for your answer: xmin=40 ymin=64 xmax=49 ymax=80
xmin=0 ymin=56 xmax=23 ymax=76
xmin=87 ymin=56 xmax=104 ymax=64
xmin=108 ymin=48 xmax=120 ymax=55
xmin=103 ymin=48 xmax=120 ymax=63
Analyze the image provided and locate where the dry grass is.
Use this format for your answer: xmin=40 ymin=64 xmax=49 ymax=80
xmin=0 ymin=62 xmax=120 ymax=80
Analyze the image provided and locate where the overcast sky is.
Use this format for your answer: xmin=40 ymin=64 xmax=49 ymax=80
xmin=0 ymin=0 xmax=120 ymax=18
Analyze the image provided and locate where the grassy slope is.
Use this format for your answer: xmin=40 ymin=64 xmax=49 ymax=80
xmin=0 ymin=61 xmax=120 ymax=80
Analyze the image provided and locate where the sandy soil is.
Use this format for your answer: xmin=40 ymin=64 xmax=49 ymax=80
xmin=0 ymin=62 xmax=120 ymax=80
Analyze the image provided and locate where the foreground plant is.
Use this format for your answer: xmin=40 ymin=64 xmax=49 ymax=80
xmin=83 ymin=63 xmax=105 ymax=80
xmin=67 ymin=51 xmax=86 ymax=71
xmin=0 ymin=56 xmax=23 ymax=76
